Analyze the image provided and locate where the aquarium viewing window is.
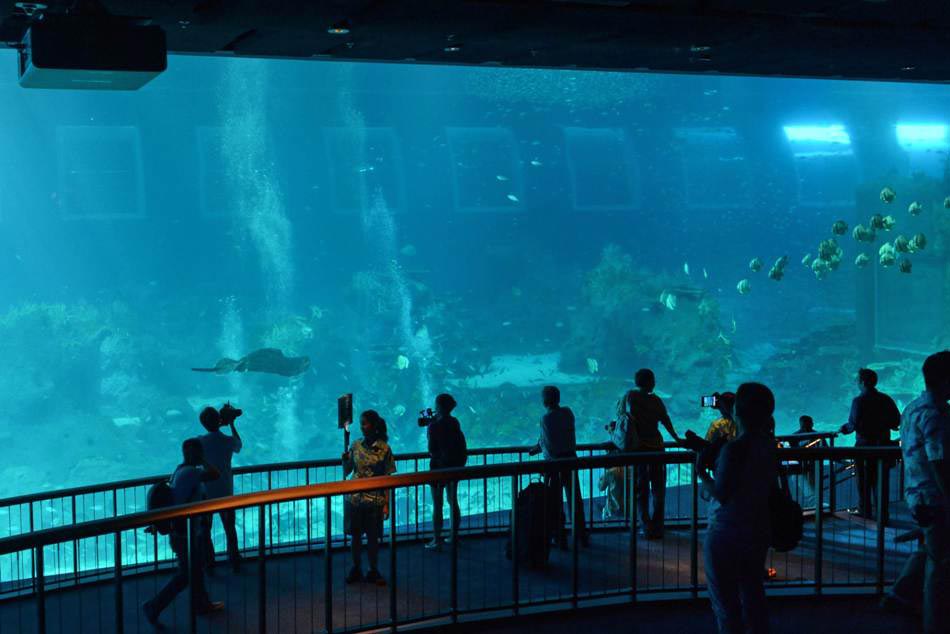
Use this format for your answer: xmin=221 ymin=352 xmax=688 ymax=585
xmin=446 ymin=126 xmax=522 ymax=213
xmin=324 ymin=127 xmax=404 ymax=214
xmin=674 ymin=127 xmax=750 ymax=210
xmin=56 ymin=125 xmax=145 ymax=220
xmin=783 ymin=123 xmax=857 ymax=207
xmin=563 ymin=127 xmax=637 ymax=212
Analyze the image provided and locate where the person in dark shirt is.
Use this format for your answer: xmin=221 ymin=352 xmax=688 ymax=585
xmin=531 ymin=385 xmax=589 ymax=548
xmin=425 ymin=393 xmax=467 ymax=550
xmin=698 ymin=382 xmax=777 ymax=634
xmin=615 ymin=368 xmax=681 ymax=539
xmin=143 ymin=439 xmax=223 ymax=627
xmin=791 ymin=415 xmax=826 ymax=494
xmin=838 ymin=368 xmax=901 ymax=521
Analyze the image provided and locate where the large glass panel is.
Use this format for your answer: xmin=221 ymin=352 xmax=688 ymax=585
xmin=0 ymin=55 xmax=946 ymax=496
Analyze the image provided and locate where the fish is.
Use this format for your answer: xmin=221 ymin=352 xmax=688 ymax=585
xmin=496 ymin=175 xmax=509 ymax=181
xmin=586 ymin=358 xmax=599 ymax=374
xmin=898 ymin=258 xmax=912 ymax=274
xmin=801 ymin=253 xmax=813 ymax=267
xmin=502 ymin=321 xmax=512 ymax=326
xmin=831 ymin=220 xmax=848 ymax=236
xmin=880 ymin=186 xmax=896 ymax=203
xmin=400 ymin=244 xmax=417 ymax=257
xmin=731 ymin=317 xmax=737 ymax=334
xmin=702 ymin=268 xmax=709 ymax=279
xmin=392 ymin=405 xmax=407 ymax=417
xmin=910 ymin=232 xmax=927 ymax=251
xmin=749 ymin=258 xmax=763 ymax=273
xmin=736 ymin=279 xmax=751 ymax=295
xmin=530 ymin=159 xmax=543 ymax=167
xmin=908 ymin=201 xmax=923 ymax=216
xmin=683 ymin=262 xmax=690 ymax=276
xmin=659 ymin=291 xmax=678 ymax=311
xmin=717 ymin=331 xmax=731 ymax=345
xmin=944 ymin=196 xmax=950 ymax=209
xmin=192 ymin=348 xmax=311 ymax=378
xmin=854 ymin=253 xmax=870 ymax=268
xmin=506 ymin=194 xmax=519 ymax=203
xmin=396 ymin=355 xmax=410 ymax=370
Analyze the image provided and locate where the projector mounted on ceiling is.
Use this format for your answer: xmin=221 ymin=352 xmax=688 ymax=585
xmin=18 ymin=12 xmax=167 ymax=91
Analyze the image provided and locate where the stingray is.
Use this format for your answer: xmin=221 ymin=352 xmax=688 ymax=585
xmin=192 ymin=348 xmax=311 ymax=378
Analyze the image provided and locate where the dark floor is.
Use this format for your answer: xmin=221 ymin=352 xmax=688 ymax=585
xmin=0 ymin=511 xmax=920 ymax=634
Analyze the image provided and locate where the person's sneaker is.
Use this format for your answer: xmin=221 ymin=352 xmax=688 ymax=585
xmin=195 ymin=601 xmax=225 ymax=615
xmin=365 ymin=569 xmax=387 ymax=586
xmin=345 ymin=567 xmax=363 ymax=584
xmin=424 ymin=538 xmax=443 ymax=551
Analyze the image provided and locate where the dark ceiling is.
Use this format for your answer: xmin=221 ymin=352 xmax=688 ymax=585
xmin=2 ymin=1 xmax=950 ymax=82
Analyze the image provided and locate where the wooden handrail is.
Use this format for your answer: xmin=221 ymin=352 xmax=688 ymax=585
xmin=0 ymin=443 xmax=892 ymax=556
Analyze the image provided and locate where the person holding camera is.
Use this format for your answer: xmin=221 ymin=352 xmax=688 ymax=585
xmin=614 ymin=368 xmax=680 ymax=540
xmin=698 ymin=382 xmax=778 ymax=634
xmin=343 ymin=410 xmax=396 ymax=585
xmin=425 ymin=393 xmax=467 ymax=551
xmin=143 ymin=439 xmax=223 ymax=626
xmin=197 ymin=403 xmax=243 ymax=572
xmin=705 ymin=392 xmax=738 ymax=444
xmin=531 ymin=385 xmax=588 ymax=548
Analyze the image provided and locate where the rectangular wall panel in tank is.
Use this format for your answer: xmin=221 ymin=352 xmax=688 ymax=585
xmin=195 ymin=126 xmax=232 ymax=219
xmin=873 ymin=253 xmax=944 ymax=356
xmin=56 ymin=126 xmax=145 ymax=220
xmin=674 ymin=127 xmax=751 ymax=211
xmin=323 ymin=127 xmax=405 ymax=214
xmin=445 ymin=127 xmax=522 ymax=213
xmin=790 ymin=153 xmax=859 ymax=208
xmin=563 ymin=127 xmax=638 ymax=212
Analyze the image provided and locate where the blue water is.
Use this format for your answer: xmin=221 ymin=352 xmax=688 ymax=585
xmin=0 ymin=52 xmax=943 ymax=497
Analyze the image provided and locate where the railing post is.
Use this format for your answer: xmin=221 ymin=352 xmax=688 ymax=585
xmin=629 ymin=466 xmax=637 ymax=603
xmin=876 ymin=458 xmax=886 ymax=595
xmin=510 ymin=475 xmax=519 ymax=615
xmin=306 ymin=469 xmax=312 ymax=553
xmin=114 ymin=531 xmax=124 ymax=634
xmin=828 ymin=435 xmax=837 ymax=514
xmin=257 ymin=504 xmax=268 ymax=633
xmin=690 ymin=459 xmax=699 ymax=598
xmin=34 ymin=545 xmax=45 ymax=634
xmin=324 ymin=497 xmax=333 ymax=634
xmin=450 ymin=479 xmax=459 ymax=623
xmin=814 ymin=458 xmax=824 ymax=595
xmin=587 ymin=451 xmax=594 ymax=529
xmin=72 ymin=495 xmax=79 ymax=583
xmin=186 ymin=517 xmax=197 ymax=634
xmin=483 ymin=460 xmax=489 ymax=536
xmin=389 ymin=487 xmax=398 ymax=633
xmin=571 ymin=470 xmax=579 ymax=608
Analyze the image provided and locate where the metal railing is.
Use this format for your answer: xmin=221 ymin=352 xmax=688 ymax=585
xmin=0 ymin=440 xmax=910 ymax=634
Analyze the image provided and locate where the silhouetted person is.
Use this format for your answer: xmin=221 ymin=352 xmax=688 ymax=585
xmin=792 ymin=415 xmax=825 ymax=492
xmin=698 ymin=382 xmax=777 ymax=634
xmin=896 ymin=351 xmax=950 ymax=634
xmin=839 ymin=368 xmax=901 ymax=521
xmin=197 ymin=405 xmax=243 ymax=572
xmin=426 ymin=393 xmax=467 ymax=550
xmin=531 ymin=385 xmax=588 ymax=548
xmin=143 ymin=439 xmax=223 ymax=626
xmin=705 ymin=392 xmax=738 ymax=443
xmin=615 ymin=368 xmax=681 ymax=539
xmin=343 ymin=410 xmax=396 ymax=585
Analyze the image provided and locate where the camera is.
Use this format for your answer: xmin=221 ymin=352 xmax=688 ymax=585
xmin=418 ymin=408 xmax=436 ymax=427
xmin=219 ymin=402 xmax=243 ymax=426
xmin=701 ymin=395 xmax=719 ymax=408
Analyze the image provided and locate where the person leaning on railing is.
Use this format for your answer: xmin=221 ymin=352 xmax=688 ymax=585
xmin=697 ymin=382 xmax=777 ymax=634
xmin=425 ymin=393 xmax=467 ymax=551
xmin=342 ymin=410 xmax=396 ymax=586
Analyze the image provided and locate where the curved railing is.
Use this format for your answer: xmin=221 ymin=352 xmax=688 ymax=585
xmin=0 ymin=439 xmax=909 ymax=634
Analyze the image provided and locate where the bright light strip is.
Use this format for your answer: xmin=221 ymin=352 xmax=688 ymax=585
xmin=896 ymin=123 xmax=947 ymax=148
xmin=783 ymin=124 xmax=851 ymax=145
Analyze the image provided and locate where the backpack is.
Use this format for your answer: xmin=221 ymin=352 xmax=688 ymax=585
xmin=146 ymin=479 xmax=176 ymax=535
xmin=768 ymin=480 xmax=804 ymax=552
xmin=612 ymin=393 xmax=640 ymax=451
xmin=446 ymin=420 xmax=468 ymax=467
